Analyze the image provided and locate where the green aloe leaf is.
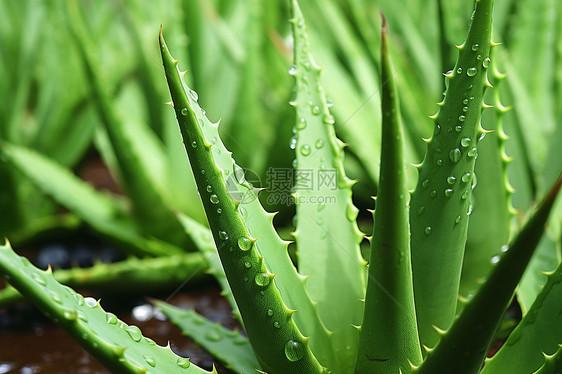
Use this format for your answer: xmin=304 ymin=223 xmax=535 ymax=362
xmin=417 ymin=172 xmax=562 ymax=374
xmin=155 ymin=301 xmax=260 ymax=373
xmin=0 ymin=240 xmax=213 ymax=374
xmin=66 ymin=0 xmax=188 ymax=248
xmin=461 ymin=58 xmax=513 ymax=299
xmin=408 ymin=0 xmax=494 ymax=349
xmin=290 ymin=1 xmax=366 ymax=371
xmin=355 ymin=15 xmax=422 ymax=374
xmin=0 ymin=252 xmax=208 ymax=307
xmin=160 ymin=28 xmax=328 ymax=373
xmin=0 ymin=141 xmax=182 ymax=257
xmin=481 ymin=257 xmax=562 ymax=374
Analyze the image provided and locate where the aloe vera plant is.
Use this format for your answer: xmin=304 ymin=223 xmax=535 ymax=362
xmin=1 ymin=0 xmax=562 ymax=373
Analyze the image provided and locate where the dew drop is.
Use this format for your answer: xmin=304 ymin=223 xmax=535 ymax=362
xmin=274 ymin=321 xmax=281 ymax=329
xmin=445 ymin=188 xmax=453 ymax=197
xmin=455 ymin=216 xmax=462 ymax=224
xmin=239 ymin=206 xmax=248 ymax=218
xmin=188 ymin=89 xmax=198 ymax=101
xmin=430 ymin=190 xmax=437 ymax=198
xmin=300 ymin=144 xmax=311 ymax=156
xmin=255 ymin=273 xmax=270 ymax=287
xmin=267 ymin=309 xmax=274 ymax=317
xmin=467 ymin=67 xmax=477 ymax=76
xmin=296 ymin=117 xmax=306 ymax=130
xmin=210 ymin=194 xmax=220 ymax=204
xmin=424 ymin=227 xmax=432 ymax=235
xmin=471 ymin=43 xmax=479 ymax=51
xmin=447 ymin=176 xmax=456 ymax=185
xmin=311 ymin=105 xmax=320 ymax=115
xmin=206 ymin=185 xmax=213 ymax=193
xmin=177 ymin=358 xmax=191 ymax=368
xmin=435 ymin=124 xmax=441 ymax=134
xmin=455 ymin=125 xmax=462 ymax=132
xmin=468 ymin=148 xmax=477 ymax=158
xmin=417 ymin=206 xmax=425 ymax=216
xmin=219 ymin=231 xmax=229 ymax=241
xmin=436 ymin=159 xmax=443 ymax=166
xmin=315 ymin=139 xmax=324 ymax=149
xmin=456 ymin=67 xmax=463 ymax=74
xmin=467 ymin=205 xmax=474 ymax=216
xmin=191 ymin=141 xmax=197 ymax=148
xmin=482 ymin=57 xmax=491 ymax=68
xmin=32 ymin=273 xmax=46 ymax=286
xmin=63 ymin=309 xmax=77 ymax=321
xmin=238 ymin=237 xmax=253 ymax=251
xmin=323 ymin=114 xmax=334 ymax=124
xmin=288 ymin=65 xmax=297 ymax=75
xmin=290 ymin=135 xmax=297 ymax=150
xmin=458 ymin=115 xmax=466 ymax=122
xmin=422 ymin=179 xmax=429 ymax=188
xmin=125 ymin=325 xmax=142 ymax=342
xmin=84 ymin=297 xmax=97 ymax=307
xmin=285 ymin=340 xmax=305 ymax=362
xmin=76 ymin=310 xmax=88 ymax=322
xmin=449 ymin=148 xmax=461 ymax=163
xmin=461 ymin=190 xmax=469 ymax=200
xmin=463 ymin=99 xmax=469 ymax=105
xmin=106 ymin=313 xmax=118 ymax=324
xmin=461 ymin=137 xmax=471 ymax=147
xmin=292 ymin=159 xmax=298 ymax=168
xmin=180 ymin=108 xmax=188 ymax=116
xmin=244 ymin=262 xmax=252 ymax=269
xmin=50 ymin=291 xmax=63 ymax=304
xmin=217 ymin=208 xmax=222 ymax=214
xmin=462 ymin=172 xmax=471 ymax=183
xmin=462 ymin=106 xmax=469 ymax=112
xmin=144 ymin=355 xmax=156 ymax=367
xmin=491 ymin=255 xmax=500 ymax=264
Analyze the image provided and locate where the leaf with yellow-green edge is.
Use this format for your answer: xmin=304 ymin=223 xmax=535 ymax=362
xmin=532 ymin=345 xmax=562 ymax=374
xmin=354 ymin=14 xmax=422 ymax=374
xmin=417 ymin=172 xmax=562 ymax=374
xmin=154 ymin=301 xmax=260 ymax=374
xmin=0 ymin=240 xmax=214 ymax=374
xmin=290 ymin=1 xmax=366 ymax=371
xmin=160 ymin=28 xmax=328 ymax=373
xmin=408 ymin=0 xmax=494 ymax=349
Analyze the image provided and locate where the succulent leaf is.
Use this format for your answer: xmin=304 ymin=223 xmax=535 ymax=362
xmin=0 ymin=252 xmax=208 ymax=307
xmin=155 ymin=301 xmax=260 ymax=374
xmin=409 ymin=0 xmax=494 ymax=349
xmin=66 ymin=0 xmax=188 ymax=248
xmin=159 ymin=29 xmax=328 ymax=373
xmin=417 ymin=172 xmax=562 ymax=374
xmin=290 ymin=1 xmax=366 ymax=371
xmin=0 ymin=141 xmax=182 ymax=257
xmin=461 ymin=56 xmax=513 ymax=299
xmin=354 ymin=14 xmax=422 ymax=374
xmin=0 ymin=240 xmax=212 ymax=374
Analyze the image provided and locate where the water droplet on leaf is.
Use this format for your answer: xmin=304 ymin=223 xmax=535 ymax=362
xmin=285 ymin=340 xmax=305 ymax=362
xmin=467 ymin=67 xmax=477 ymax=76
xmin=238 ymin=237 xmax=252 ymax=251
xmin=449 ymin=148 xmax=461 ymax=163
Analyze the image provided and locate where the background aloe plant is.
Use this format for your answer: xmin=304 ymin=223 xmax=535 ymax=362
xmin=0 ymin=0 xmax=561 ymax=373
